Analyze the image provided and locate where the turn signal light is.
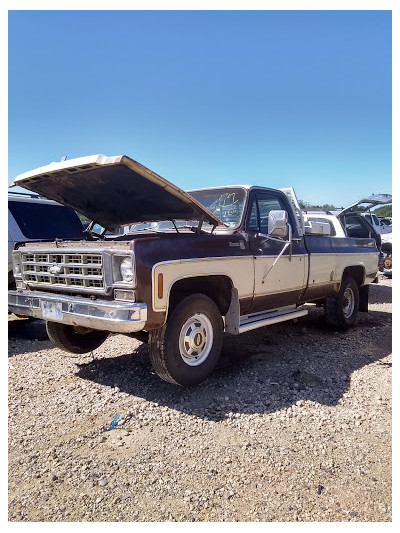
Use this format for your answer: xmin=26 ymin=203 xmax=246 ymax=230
xmin=158 ymin=273 xmax=163 ymax=299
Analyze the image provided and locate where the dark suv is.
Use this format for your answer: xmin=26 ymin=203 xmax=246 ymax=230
xmin=8 ymin=191 xmax=85 ymax=286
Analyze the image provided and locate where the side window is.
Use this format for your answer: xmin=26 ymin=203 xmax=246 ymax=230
xmin=248 ymin=200 xmax=259 ymax=231
xmin=247 ymin=193 xmax=287 ymax=233
xmin=371 ymin=214 xmax=379 ymax=227
xmin=258 ymin=195 xmax=286 ymax=234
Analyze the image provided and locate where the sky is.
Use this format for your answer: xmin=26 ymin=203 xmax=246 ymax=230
xmin=8 ymin=9 xmax=392 ymax=208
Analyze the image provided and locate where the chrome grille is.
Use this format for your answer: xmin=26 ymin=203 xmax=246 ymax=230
xmin=21 ymin=252 xmax=104 ymax=291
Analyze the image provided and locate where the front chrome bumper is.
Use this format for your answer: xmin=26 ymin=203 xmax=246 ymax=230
xmin=8 ymin=290 xmax=147 ymax=333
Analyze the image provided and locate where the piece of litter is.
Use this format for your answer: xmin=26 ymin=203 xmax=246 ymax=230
xmin=106 ymin=414 xmax=120 ymax=431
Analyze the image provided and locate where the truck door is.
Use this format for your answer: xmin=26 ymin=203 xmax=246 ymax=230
xmin=246 ymin=190 xmax=307 ymax=313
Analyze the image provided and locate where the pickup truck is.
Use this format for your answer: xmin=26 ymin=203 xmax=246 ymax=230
xmin=8 ymin=154 xmax=380 ymax=386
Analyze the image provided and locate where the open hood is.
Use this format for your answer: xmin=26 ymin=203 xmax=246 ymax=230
xmin=9 ymin=154 xmax=224 ymax=232
xmin=337 ymin=194 xmax=392 ymax=217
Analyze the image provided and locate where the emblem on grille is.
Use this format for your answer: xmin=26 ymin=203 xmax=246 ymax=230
xmin=48 ymin=263 xmax=62 ymax=275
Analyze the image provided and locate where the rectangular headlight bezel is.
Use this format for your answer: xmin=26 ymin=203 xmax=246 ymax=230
xmin=110 ymin=252 xmax=136 ymax=288
xmin=12 ymin=250 xmax=22 ymax=279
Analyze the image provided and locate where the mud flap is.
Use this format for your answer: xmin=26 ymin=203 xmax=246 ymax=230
xmin=359 ymin=285 xmax=369 ymax=312
xmin=225 ymin=288 xmax=240 ymax=334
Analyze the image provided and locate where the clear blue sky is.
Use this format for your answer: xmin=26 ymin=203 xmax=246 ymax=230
xmin=8 ymin=10 xmax=392 ymax=207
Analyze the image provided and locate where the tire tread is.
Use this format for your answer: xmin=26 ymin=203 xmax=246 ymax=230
xmin=324 ymin=276 xmax=359 ymax=330
xmin=148 ymin=294 xmax=223 ymax=386
xmin=149 ymin=325 xmax=180 ymax=385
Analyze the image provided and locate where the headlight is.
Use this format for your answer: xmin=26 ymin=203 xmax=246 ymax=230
xmin=111 ymin=254 xmax=135 ymax=286
xmin=120 ymin=257 xmax=134 ymax=282
xmin=12 ymin=251 xmax=22 ymax=278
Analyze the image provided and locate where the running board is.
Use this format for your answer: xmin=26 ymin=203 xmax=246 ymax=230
xmin=238 ymin=307 xmax=308 ymax=334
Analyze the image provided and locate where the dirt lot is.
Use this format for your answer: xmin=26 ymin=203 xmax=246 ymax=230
xmin=8 ymin=277 xmax=392 ymax=522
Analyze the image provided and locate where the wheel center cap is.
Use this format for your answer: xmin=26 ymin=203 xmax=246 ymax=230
xmin=194 ymin=332 xmax=203 ymax=347
xmin=185 ymin=326 xmax=206 ymax=353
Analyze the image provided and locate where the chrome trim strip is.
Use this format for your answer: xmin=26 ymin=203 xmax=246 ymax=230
xmin=307 ymin=251 xmax=378 ymax=255
xmin=8 ymin=290 xmax=147 ymax=333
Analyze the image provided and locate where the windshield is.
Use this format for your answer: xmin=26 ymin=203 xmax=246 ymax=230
xmin=125 ymin=188 xmax=247 ymax=232
xmin=189 ymin=187 xmax=246 ymax=227
xmin=8 ymin=201 xmax=84 ymax=239
xmin=95 ymin=187 xmax=247 ymax=235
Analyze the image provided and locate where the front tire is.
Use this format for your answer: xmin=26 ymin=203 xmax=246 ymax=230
xmin=46 ymin=321 xmax=109 ymax=354
xmin=324 ymin=276 xmax=359 ymax=329
xmin=149 ymin=294 xmax=224 ymax=386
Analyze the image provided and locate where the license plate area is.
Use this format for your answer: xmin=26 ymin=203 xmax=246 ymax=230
xmin=41 ymin=301 xmax=63 ymax=320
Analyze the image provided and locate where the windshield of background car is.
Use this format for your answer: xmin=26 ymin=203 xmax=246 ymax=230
xmin=8 ymin=201 xmax=84 ymax=239
xmin=188 ymin=188 xmax=247 ymax=227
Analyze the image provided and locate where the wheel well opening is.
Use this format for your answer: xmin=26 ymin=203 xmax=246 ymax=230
xmin=342 ymin=266 xmax=365 ymax=287
xmin=168 ymin=276 xmax=233 ymax=316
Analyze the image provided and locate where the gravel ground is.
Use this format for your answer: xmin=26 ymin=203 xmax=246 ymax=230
xmin=8 ymin=277 xmax=392 ymax=522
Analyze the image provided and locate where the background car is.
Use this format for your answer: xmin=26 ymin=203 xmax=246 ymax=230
xmin=303 ymin=207 xmax=386 ymax=271
xmin=8 ymin=191 xmax=85 ymax=286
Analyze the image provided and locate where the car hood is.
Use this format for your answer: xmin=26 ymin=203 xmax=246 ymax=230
xmin=9 ymin=154 xmax=224 ymax=232
xmin=337 ymin=194 xmax=392 ymax=217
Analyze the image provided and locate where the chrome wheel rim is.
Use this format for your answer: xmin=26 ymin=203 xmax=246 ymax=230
xmin=178 ymin=313 xmax=213 ymax=366
xmin=342 ymin=287 xmax=355 ymax=318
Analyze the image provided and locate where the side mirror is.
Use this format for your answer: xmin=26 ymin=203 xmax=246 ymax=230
xmin=268 ymin=210 xmax=288 ymax=238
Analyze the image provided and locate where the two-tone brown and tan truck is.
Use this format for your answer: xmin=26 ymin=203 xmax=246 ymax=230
xmin=8 ymin=155 xmax=380 ymax=386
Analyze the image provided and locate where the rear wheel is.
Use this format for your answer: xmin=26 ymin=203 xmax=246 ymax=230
xmin=149 ymin=294 xmax=223 ymax=386
xmin=46 ymin=321 xmax=109 ymax=354
xmin=324 ymin=276 xmax=359 ymax=329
